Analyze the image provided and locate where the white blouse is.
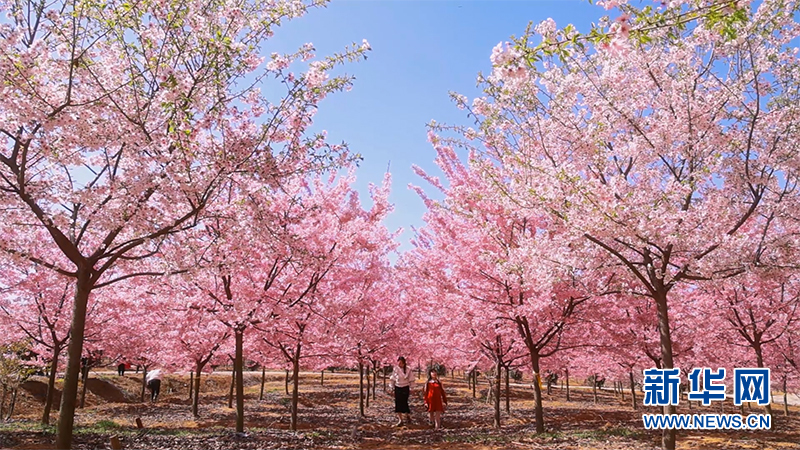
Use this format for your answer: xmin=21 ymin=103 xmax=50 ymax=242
xmin=390 ymin=365 xmax=416 ymax=388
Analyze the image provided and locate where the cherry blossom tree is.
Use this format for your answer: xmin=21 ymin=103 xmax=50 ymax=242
xmin=183 ymin=169 xmax=394 ymax=432
xmin=0 ymin=261 xmax=72 ymax=424
xmin=257 ymin=172 xmax=396 ymax=431
xmin=431 ymin=0 xmax=800 ymax=447
xmin=701 ymin=272 xmax=800 ymax=415
xmin=409 ymin=142 xmax=618 ymax=432
xmin=0 ymin=0 xmax=369 ymax=445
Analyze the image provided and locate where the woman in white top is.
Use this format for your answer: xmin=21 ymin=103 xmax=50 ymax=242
xmin=146 ymin=369 xmax=162 ymax=402
xmin=389 ymin=356 xmax=415 ymax=426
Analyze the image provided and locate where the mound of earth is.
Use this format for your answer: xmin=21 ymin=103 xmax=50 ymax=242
xmin=20 ymin=380 xmax=61 ymax=407
xmin=85 ymin=378 xmax=136 ymax=403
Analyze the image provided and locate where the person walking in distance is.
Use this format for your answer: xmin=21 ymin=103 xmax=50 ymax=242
xmin=388 ymin=356 xmax=415 ymax=427
xmin=424 ymin=369 xmax=448 ymax=429
xmin=146 ymin=369 xmax=162 ymax=402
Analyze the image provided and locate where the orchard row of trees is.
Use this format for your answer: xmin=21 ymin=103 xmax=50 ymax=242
xmin=0 ymin=0 xmax=403 ymax=448
xmin=2 ymin=1 xmax=800 ymax=450
xmin=405 ymin=1 xmax=800 ymax=450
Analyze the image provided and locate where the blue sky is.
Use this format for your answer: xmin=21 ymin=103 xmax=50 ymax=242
xmin=271 ymin=0 xmax=603 ymax=253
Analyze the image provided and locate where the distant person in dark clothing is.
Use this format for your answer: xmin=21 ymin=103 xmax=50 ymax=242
xmin=118 ymin=363 xmax=126 ymax=376
xmin=80 ymin=357 xmax=89 ymax=382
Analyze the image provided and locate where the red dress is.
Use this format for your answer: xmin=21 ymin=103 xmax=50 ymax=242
xmin=424 ymin=379 xmax=447 ymax=412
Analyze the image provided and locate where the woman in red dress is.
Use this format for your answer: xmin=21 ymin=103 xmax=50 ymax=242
xmin=423 ymin=370 xmax=448 ymax=429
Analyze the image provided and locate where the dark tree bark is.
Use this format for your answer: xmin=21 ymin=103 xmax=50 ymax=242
xmin=372 ymin=365 xmax=377 ymax=400
xmin=234 ymin=329 xmax=244 ymax=433
xmin=42 ymin=345 xmax=62 ymax=424
xmin=784 ymin=376 xmax=789 ymax=416
xmin=358 ymin=360 xmax=365 ymax=417
xmin=473 ymin=370 xmax=477 ymax=392
xmin=227 ymin=363 xmax=235 ymax=409
xmin=140 ymin=366 xmax=148 ymax=403
xmin=5 ymin=388 xmax=18 ymax=420
xmin=260 ymin=367 xmax=266 ymax=401
xmin=505 ymin=366 xmax=510 ymax=413
xmin=192 ymin=360 xmax=207 ymax=418
xmin=290 ymin=344 xmax=301 ymax=431
xmin=655 ymin=290 xmax=677 ymax=450
xmin=493 ymin=362 xmax=501 ymax=428
xmin=79 ymin=365 xmax=89 ymax=408
xmin=56 ymin=272 xmax=92 ymax=450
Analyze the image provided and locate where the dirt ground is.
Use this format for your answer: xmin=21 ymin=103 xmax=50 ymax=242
xmin=1 ymin=370 xmax=799 ymax=449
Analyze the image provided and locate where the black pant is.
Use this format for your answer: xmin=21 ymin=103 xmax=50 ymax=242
xmin=394 ymin=385 xmax=410 ymax=413
xmin=147 ymin=379 xmax=161 ymax=402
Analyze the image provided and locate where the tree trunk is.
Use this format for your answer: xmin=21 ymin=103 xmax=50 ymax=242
xmin=528 ymin=353 xmax=545 ymax=433
xmin=372 ymin=366 xmax=377 ymax=400
xmin=284 ymin=369 xmax=289 ymax=395
xmin=56 ymin=272 xmax=92 ymax=450
xmin=5 ymin=388 xmax=17 ymax=420
xmin=784 ymin=376 xmax=789 ymax=417
xmin=0 ymin=385 xmax=8 ymax=419
xmin=43 ymin=346 xmax=61 ymax=424
xmin=472 ymin=370 xmax=476 ymax=398
xmin=358 ymin=360 xmax=365 ymax=417
xmin=79 ymin=364 xmax=89 ymax=408
xmin=383 ymin=366 xmax=387 ymax=391
xmin=260 ymin=367 xmax=266 ymax=401
xmin=754 ymin=346 xmax=774 ymax=417
xmin=493 ymin=361 xmax=501 ymax=428
xmin=505 ymin=366 xmax=510 ymax=413
xmin=655 ymin=291 xmax=676 ymax=450
xmin=234 ymin=329 xmax=245 ymax=433
xmin=566 ymin=367 xmax=570 ymax=401
xmin=189 ymin=371 xmax=194 ymax=401
xmin=227 ymin=364 xmax=235 ymax=409
xmin=290 ymin=345 xmax=300 ymax=431
xmin=320 ymin=370 xmax=324 ymax=386
xmin=629 ymin=370 xmax=637 ymax=410
xmin=593 ymin=373 xmax=598 ymax=403
xmin=365 ymin=364 xmax=371 ymax=408
xmin=140 ymin=366 xmax=148 ymax=403
xmin=1 ymin=386 xmax=7 ymax=418
xmin=192 ymin=362 xmax=204 ymax=418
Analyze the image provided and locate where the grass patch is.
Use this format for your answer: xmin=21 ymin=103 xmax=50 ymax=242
xmin=0 ymin=421 xmax=57 ymax=434
xmin=94 ymin=420 xmax=121 ymax=431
